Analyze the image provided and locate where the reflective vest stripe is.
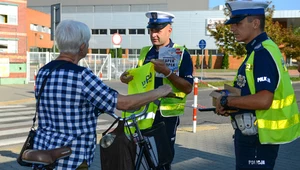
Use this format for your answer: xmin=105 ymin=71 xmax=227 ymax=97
xmin=270 ymin=94 xmax=295 ymax=109
xmin=257 ymin=113 xmax=300 ymax=130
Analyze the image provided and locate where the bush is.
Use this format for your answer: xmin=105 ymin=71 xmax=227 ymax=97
xmin=195 ymin=53 xmax=200 ymax=69
xmin=222 ymin=53 xmax=229 ymax=69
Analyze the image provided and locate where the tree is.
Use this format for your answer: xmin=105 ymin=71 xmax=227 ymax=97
xmin=109 ymin=48 xmax=123 ymax=58
xmin=282 ymin=27 xmax=300 ymax=61
xmin=207 ymin=2 xmax=291 ymax=59
xmin=195 ymin=53 xmax=200 ymax=69
xmin=222 ymin=52 xmax=229 ymax=69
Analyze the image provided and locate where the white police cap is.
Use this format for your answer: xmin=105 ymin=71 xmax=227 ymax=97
xmin=225 ymin=0 xmax=269 ymax=25
xmin=145 ymin=11 xmax=175 ymax=29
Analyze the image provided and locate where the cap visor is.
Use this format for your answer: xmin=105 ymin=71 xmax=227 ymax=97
xmin=225 ymin=16 xmax=247 ymax=25
xmin=147 ymin=23 xmax=169 ymax=29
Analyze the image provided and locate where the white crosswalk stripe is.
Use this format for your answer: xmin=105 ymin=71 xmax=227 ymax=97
xmin=0 ymin=105 xmax=112 ymax=147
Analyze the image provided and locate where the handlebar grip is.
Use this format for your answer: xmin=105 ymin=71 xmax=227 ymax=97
xmin=198 ymin=108 xmax=216 ymax=112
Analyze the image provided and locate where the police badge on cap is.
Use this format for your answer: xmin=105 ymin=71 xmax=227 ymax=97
xmin=225 ymin=1 xmax=269 ymax=25
xmin=145 ymin=11 xmax=175 ymax=29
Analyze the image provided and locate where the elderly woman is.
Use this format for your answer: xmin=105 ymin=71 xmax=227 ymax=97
xmin=33 ymin=20 xmax=171 ymax=169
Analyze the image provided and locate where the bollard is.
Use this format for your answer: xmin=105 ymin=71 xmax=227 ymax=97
xmin=193 ymin=77 xmax=199 ymax=133
xmin=34 ymin=70 xmax=37 ymax=91
xmin=99 ymin=72 xmax=103 ymax=80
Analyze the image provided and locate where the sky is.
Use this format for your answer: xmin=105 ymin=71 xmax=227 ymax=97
xmin=209 ymin=0 xmax=300 ymax=10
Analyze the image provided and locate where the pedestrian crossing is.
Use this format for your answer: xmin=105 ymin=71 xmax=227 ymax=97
xmin=0 ymin=105 xmax=113 ymax=147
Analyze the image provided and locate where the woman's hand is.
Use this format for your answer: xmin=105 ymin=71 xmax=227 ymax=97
xmin=120 ymin=71 xmax=133 ymax=84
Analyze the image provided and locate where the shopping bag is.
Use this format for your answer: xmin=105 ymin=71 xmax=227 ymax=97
xmin=100 ymin=119 xmax=136 ymax=170
xmin=17 ymin=128 xmax=36 ymax=166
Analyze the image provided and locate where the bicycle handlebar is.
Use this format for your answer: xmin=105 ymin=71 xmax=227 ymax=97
xmin=107 ymin=104 xmax=150 ymax=121
xmin=198 ymin=107 xmax=216 ymax=112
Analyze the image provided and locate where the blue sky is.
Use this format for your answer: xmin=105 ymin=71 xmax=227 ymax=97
xmin=209 ymin=0 xmax=300 ymax=10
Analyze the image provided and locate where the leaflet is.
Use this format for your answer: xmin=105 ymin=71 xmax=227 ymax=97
xmin=156 ymin=47 xmax=182 ymax=78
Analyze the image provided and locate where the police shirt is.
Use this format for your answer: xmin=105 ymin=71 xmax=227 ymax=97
xmin=143 ymin=39 xmax=194 ymax=88
xmin=233 ymin=32 xmax=279 ymax=114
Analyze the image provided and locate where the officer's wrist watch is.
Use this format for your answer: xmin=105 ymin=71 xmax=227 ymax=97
xmin=220 ymin=96 xmax=228 ymax=108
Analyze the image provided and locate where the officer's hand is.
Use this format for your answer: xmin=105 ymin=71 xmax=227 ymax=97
xmin=120 ymin=71 xmax=133 ymax=84
xmin=215 ymin=95 xmax=228 ymax=116
xmin=150 ymin=59 xmax=170 ymax=76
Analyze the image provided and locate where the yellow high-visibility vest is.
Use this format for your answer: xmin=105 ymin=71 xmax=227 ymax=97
xmin=244 ymin=39 xmax=300 ymax=144
xmin=139 ymin=44 xmax=188 ymax=117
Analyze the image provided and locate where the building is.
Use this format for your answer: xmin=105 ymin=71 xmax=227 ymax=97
xmin=0 ymin=0 xmax=27 ymax=84
xmin=27 ymin=8 xmax=53 ymax=52
xmin=0 ymin=0 xmax=53 ymax=84
xmin=2 ymin=0 xmax=298 ymax=84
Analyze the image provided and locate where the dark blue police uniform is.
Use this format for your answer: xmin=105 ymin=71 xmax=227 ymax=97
xmin=232 ymin=32 xmax=280 ymax=170
xmin=143 ymin=39 xmax=193 ymax=169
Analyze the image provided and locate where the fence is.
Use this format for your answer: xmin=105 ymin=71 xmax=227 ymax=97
xmin=26 ymin=52 xmax=138 ymax=83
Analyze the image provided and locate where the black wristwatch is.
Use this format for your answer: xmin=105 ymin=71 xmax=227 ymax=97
xmin=220 ymin=96 xmax=228 ymax=108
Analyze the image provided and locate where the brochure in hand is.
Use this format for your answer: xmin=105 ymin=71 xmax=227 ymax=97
xmin=156 ymin=47 xmax=182 ymax=78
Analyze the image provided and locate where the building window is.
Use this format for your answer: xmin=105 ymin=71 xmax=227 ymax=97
xmin=30 ymin=24 xmax=38 ymax=31
xmin=92 ymin=29 xmax=99 ymax=35
xmin=99 ymin=29 xmax=107 ymax=35
xmin=100 ymin=49 xmax=107 ymax=54
xmin=128 ymin=49 xmax=140 ymax=58
xmin=188 ymin=50 xmax=196 ymax=55
xmin=118 ymin=29 xmax=126 ymax=34
xmin=129 ymin=29 xmax=136 ymax=34
xmin=110 ymin=29 xmax=126 ymax=35
xmin=0 ymin=39 xmax=18 ymax=53
xmin=110 ymin=29 xmax=117 ymax=34
xmin=0 ymin=14 xmax=7 ymax=24
xmin=91 ymin=49 xmax=107 ymax=54
xmin=129 ymin=29 xmax=145 ymax=35
xmin=137 ymin=29 xmax=145 ymax=34
xmin=92 ymin=29 xmax=107 ymax=35
xmin=0 ymin=4 xmax=18 ymax=25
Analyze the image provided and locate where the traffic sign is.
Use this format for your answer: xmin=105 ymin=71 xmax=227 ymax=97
xmin=198 ymin=39 xmax=206 ymax=49
xmin=112 ymin=33 xmax=122 ymax=45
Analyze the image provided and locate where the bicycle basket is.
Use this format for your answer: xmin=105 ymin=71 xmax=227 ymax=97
xmin=141 ymin=122 xmax=173 ymax=166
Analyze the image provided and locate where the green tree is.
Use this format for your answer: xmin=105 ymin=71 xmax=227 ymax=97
xmin=282 ymin=27 xmax=300 ymax=61
xmin=117 ymin=48 xmax=123 ymax=58
xmin=222 ymin=52 xmax=229 ymax=69
xmin=109 ymin=49 xmax=115 ymax=58
xmin=195 ymin=53 xmax=200 ymax=69
xmin=109 ymin=48 xmax=123 ymax=58
xmin=207 ymin=2 xmax=289 ymax=59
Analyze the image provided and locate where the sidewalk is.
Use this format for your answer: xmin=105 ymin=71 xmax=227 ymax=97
xmin=0 ymin=124 xmax=299 ymax=170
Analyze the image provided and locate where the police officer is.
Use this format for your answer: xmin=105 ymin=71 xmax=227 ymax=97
xmin=120 ymin=11 xmax=193 ymax=169
xmin=215 ymin=1 xmax=300 ymax=170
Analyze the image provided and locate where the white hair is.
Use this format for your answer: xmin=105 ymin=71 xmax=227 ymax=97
xmin=55 ymin=20 xmax=91 ymax=54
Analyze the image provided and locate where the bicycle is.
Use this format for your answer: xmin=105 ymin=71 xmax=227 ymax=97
xmin=101 ymin=102 xmax=173 ymax=170
xmin=21 ymin=95 xmax=176 ymax=170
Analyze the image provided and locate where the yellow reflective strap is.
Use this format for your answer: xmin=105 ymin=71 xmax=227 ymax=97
xmin=271 ymin=94 xmax=295 ymax=109
xmin=174 ymin=92 xmax=186 ymax=98
xmin=160 ymin=103 xmax=185 ymax=111
xmin=257 ymin=113 xmax=300 ymax=130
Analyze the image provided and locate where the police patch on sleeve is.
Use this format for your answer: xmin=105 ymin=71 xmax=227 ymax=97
xmin=237 ymin=74 xmax=246 ymax=88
